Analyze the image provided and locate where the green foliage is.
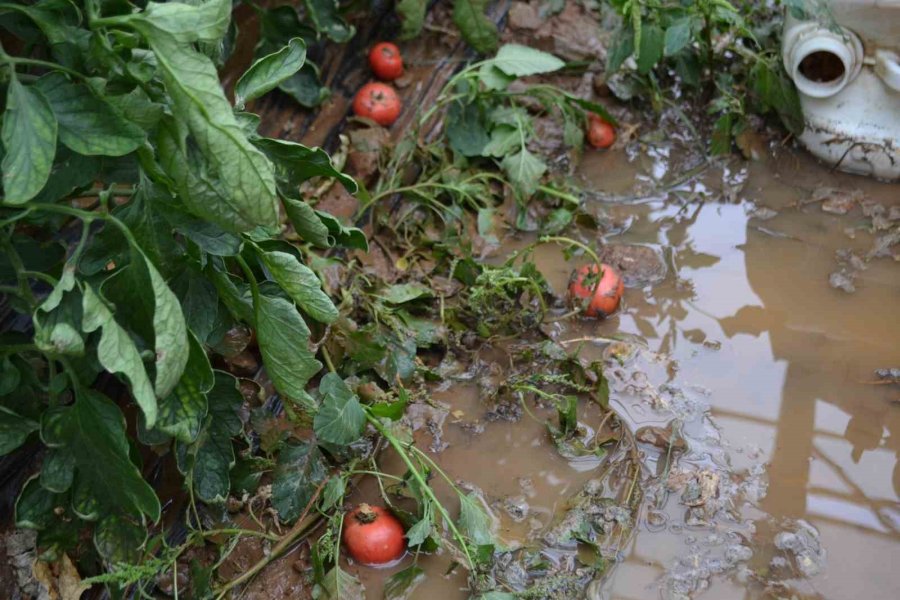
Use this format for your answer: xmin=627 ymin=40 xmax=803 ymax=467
xmin=604 ymin=0 xmax=805 ymax=153
xmin=393 ymin=0 xmax=499 ymax=53
xmin=0 ymin=0 xmax=359 ymax=582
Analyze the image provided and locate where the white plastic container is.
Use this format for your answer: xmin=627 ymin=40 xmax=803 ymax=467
xmin=782 ymin=1 xmax=900 ymax=180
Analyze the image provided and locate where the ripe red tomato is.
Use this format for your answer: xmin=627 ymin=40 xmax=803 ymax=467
xmin=352 ymin=82 xmax=402 ymax=127
xmin=568 ymin=263 xmax=624 ymax=318
xmin=369 ymin=42 xmax=404 ymax=81
xmin=342 ymin=504 xmax=406 ymax=565
xmin=586 ymin=113 xmax=616 ymax=149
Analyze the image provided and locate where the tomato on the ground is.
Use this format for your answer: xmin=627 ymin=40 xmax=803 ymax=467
xmin=568 ymin=263 xmax=624 ymax=318
xmin=342 ymin=504 xmax=406 ymax=566
xmin=353 ymin=82 xmax=402 ymax=127
xmin=369 ymin=42 xmax=404 ymax=81
xmin=586 ymin=113 xmax=616 ymax=149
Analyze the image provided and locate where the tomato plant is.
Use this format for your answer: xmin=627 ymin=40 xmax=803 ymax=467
xmin=0 ymin=0 xmax=363 ymax=579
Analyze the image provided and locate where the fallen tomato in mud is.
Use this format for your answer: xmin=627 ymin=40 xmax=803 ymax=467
xmin=368 ymin=42 xmax=404 ymax=81
xmin=353 ymin=82 xmax=402 ymax=127
xmin=568 ymin=263 xmax=624 ymax=318
xmin=342 ymin=503 xmax=406 ymax=565
xmin=586 ymin=113 xmax=616 ymax=149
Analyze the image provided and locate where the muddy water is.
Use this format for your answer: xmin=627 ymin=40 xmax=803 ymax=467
xmin=351 ymin=147 xmax=900 ymax=599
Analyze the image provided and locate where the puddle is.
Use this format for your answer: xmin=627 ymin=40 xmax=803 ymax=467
xmin=343 ymin=144 xmax=899 ymax=599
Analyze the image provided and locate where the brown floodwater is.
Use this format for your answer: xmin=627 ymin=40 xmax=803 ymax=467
xmin=347 ymin=144 xmax=900 ymax=599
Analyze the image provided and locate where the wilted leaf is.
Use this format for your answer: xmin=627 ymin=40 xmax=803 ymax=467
xmin=256 ymin=294 xmax=322 ymax=407
xmin=313 ymin=373 xmax=365 ymax=445
xmin=396 ymin=0 xmax=426 ymax=39
xmin=81 ymin=285 xmax=158 ymax=427
xmin=258 ymin=250 xmax=338 ymax=323
xmin=452 ymin=0 xmax=498 ymax=54
xmin=271 ymin=440 xmax=327 ymax=521
xmin=491 ymin=44 xmax=564 ymax=77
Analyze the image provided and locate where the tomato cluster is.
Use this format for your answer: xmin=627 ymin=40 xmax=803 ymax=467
xmin=353 ymin=42 xmax=405 ymax=126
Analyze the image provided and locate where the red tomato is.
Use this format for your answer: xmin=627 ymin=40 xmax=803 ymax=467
xmin=353 ymin=82 xmax=402 ymax=127
xmin=586 ymin=113 xmax=616 ymax=149
xmin=342 ymin=504 xmax=406 ymax=566
xmin=568 ymin=263 xmax=624 ymax=318
xmin=368 ymin=42 xmax=404 ymax=81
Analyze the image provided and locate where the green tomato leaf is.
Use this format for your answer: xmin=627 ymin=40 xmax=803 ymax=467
xmin=235 ymin=37 xmax=307 ymax=109
xmin=15 ymin=476 xmax=63 ymax=530
xmin=404 ymin=518 xmax=432 ymax=547
xmin=258 ymin=250 xmax=338 ymax=324
xmin=171 ymin=266 xmax=219 ymax=343
xmin=34 ymin=290 xmax=85 ymax=357
xmin=478 ymin=64 xmax=515 ymax=91
xmin=129 ymin=0 xmax=231 ymax=44
xmin=664 ymin=17 xmax=694 ymax=57
xmin=82 ymin=285 xmax=158 ymax=428
xmin=39 ymin=448 xmax=75 ymax=494
xmin=177 ymin=371 xmax=243 ymax=502
xmin=1 ymin=76 xmax=57 ymax=204
xmin=490 ymin=43 xmax=565 ymax=77
xmin=277 ymin=62 xmax=331 ymax=108
xmin=253 ymin=137 xmax=357 ymax=194
xmin=71 ymin=476 xmax=101 ymax=521
xmin=256 ymin=294 xmax=322 ymax=408
xmin=314 ymin=210 xmax=369 ymax=251
xmin=282 ymin=196 xmax=332 ymax=247
xmin=637 ymin=23 xmax=664 ymax=74
xmin=320 ymin=476 xmax=346 ymax=510
xmin=136 ymin=248 xmax=190 ymax=400
xmin=500 ymin=147 xmax=547 ymax=197
xmin=41 ymin=390 xmax=160 ymax=521
xmin=396 ymin=0 xmax=426 ymax=39
xmin=378 ymin=283 xmax=432 ymax=304
xmin=0 ymin=406 xmax=39 ymax=456
xmin=153 ymin=331 xmax=213 ymax=443
xmin=34 ymin=72 xmax=144 ymax=156
xmin=94 ymin=514 xmax=146 ymax=565
xmin=482 ymin=125 xmax=519 ymax=158
xmin=452 ymin=0 xmax=498 ymax=54
xmin=447 ymin=101 xmax=490 ymax=157
xmin=313 ymin=373 xmax=365 ymax=445
xmin=146 ymin=35 xmax=278 ymax=232
xmin=303 ymin=0 xmax=355 ymax=43
xmin=271 ymin=440 xmax=327 ymax=521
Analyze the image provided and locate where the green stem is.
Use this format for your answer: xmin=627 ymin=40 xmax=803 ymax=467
xmin=199 ymin=528 xmax=280 ymax=542
xmin=538 ymin=185 xmax=581 ymax=206
xmin=234 ymin=255 xmax=260 ymax=308
xmin=0 ymin=233 xmax=37 ymax=308
xmin=365 ymin=411 xmax=475 ymax=569
xmin=0 ymin=53 xmax=88 ymax=81
xmin=320 ymin=345 xmax=337 ymax=374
